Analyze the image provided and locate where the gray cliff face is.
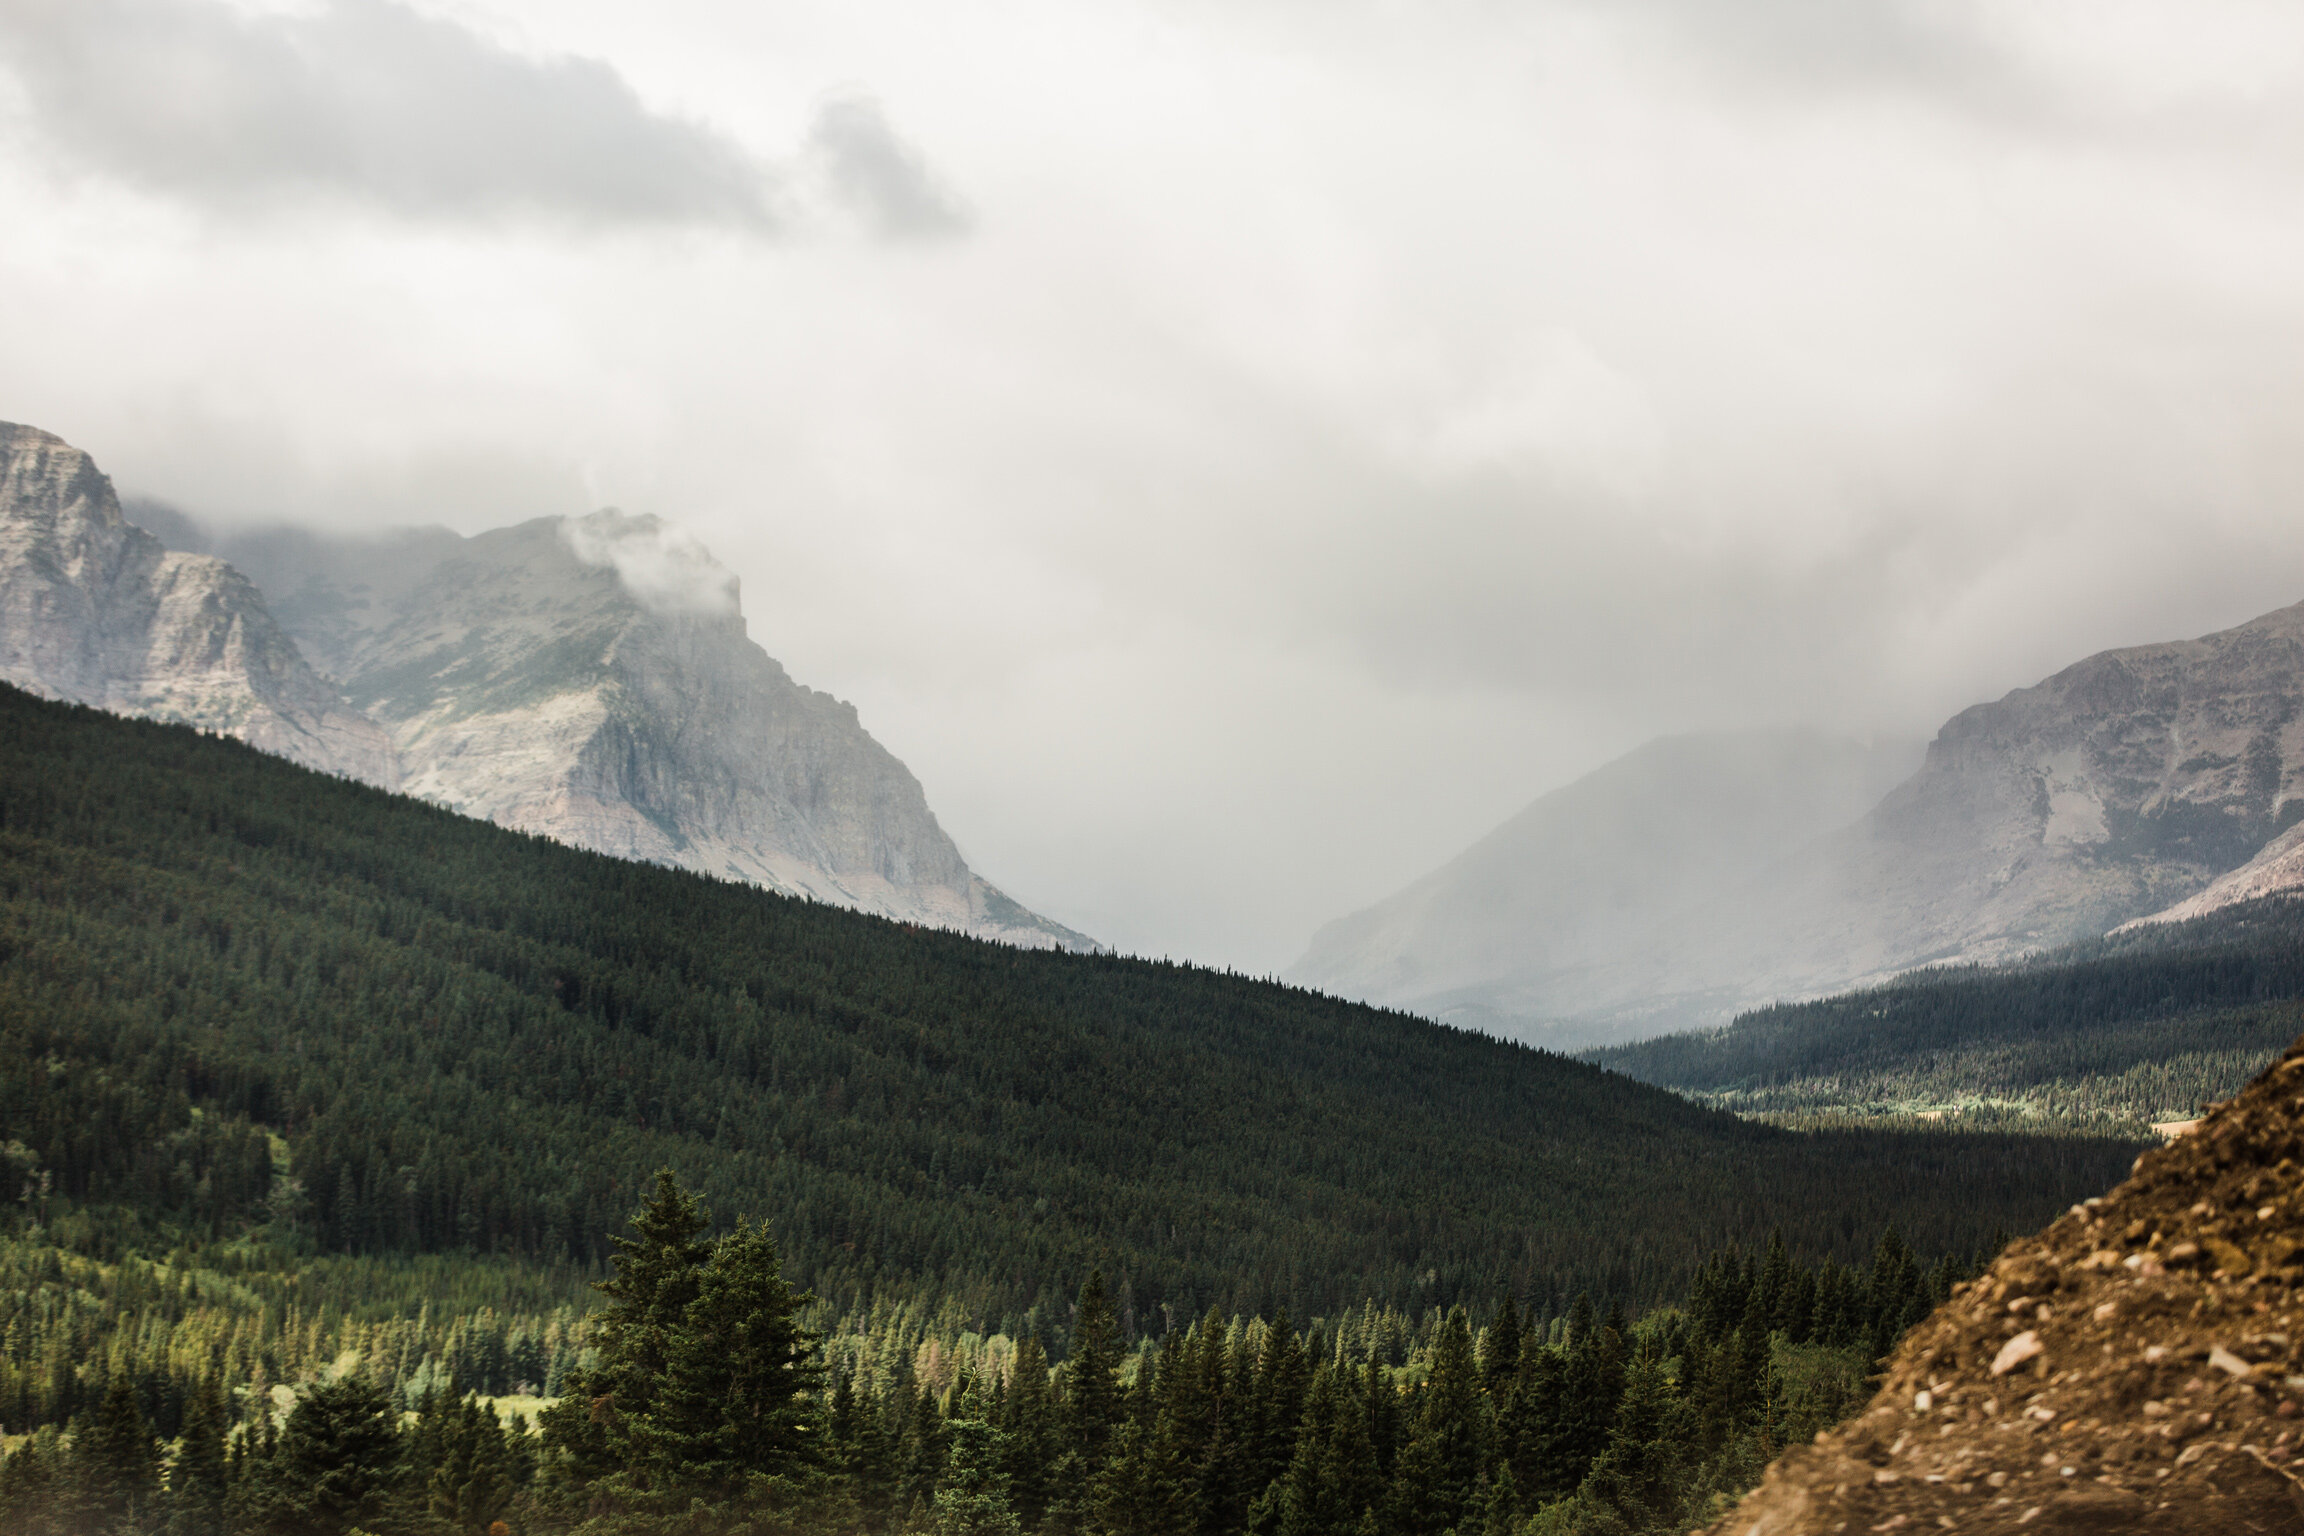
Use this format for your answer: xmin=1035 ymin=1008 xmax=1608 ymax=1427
xmin=1292 ymin=597 xmax=2304 ymax=1047
xmin=0 ymin=423 xmax=396 ymax=785
xmin=216 ymin=510 xmax=1095 ymax=951
xmin=1813 ymin=597 xmax=2304 ymax=957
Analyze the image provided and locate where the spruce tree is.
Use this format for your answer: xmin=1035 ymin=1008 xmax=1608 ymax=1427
xmin=539 ymin=1168 xmax=716 ymax=1484
xmin=637 ymin=1217 xmax=822 ymax=1495
xmin=238 ymin=1377 xmax=401 ymax=1536
xmin=76 ymin=1375 xmax=159 ymax=1532
xmin=999 ymin=1339 xmax=1060 ymax=1530
xmin=427 ymin=1398 xmax=515 ymax=1536
xmin=166 ymin=1378 xmax=230 ymax=1536
xmin=1385 ymin=1309 xmax=1485 ymax=1536
xmin=932 ymin=1418 xmax=1021 ymax=1536
xmin=1483 ymin=1295 xmax=1521 ymax=1391
xmin=1581 ymin=1351 xmax=1691 ymax=1532
xmin=592 ymin=1168 xmax=717 ymax=1422
xmin=0 ymin=1427 xmax=63 ymax=1536
xmin=1063 ymin=1271 xmax=1126 ymax=1470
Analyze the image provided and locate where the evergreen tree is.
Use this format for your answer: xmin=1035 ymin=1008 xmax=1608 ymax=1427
xmin=427 ymin=1398 xmax=516 ymax=1536
xmin=933 ymin=1418 xmax=1021 ymax=1536
xmin=1483 ymin=1295 xmax=1522 ymax=1391
xmin=1271 ymin=1365 xmax=1377 ymax=1536
xmin=591 ymin=1169 xmax=716 ymax=1422
xmin=76 ymin=1374 xmax=160 ymax=1532
xmin=635 ymin=1217 xmax=822 ymax=1496
xmin=1474 ymin=1465 xmax=1520 ymax=1536
xmin=1064 ymin=1272 xmax=1126 ymax=1471
xmin=999 ymin=1339 xmax=1060 ymax=1530
xmin=166 ymin=1378 xmax=230 ymax=1536
xmin=1580 ymin=1351 xmax=1689 ymax=1533
xmin=536 ymin=1171 xmax=715 ymax=1487
xmin=1385 ymin=1309 xmax=1485 ymax=1536
xmin=1245 ymin=1312 xmax=1309 ymax=1502
xmin=238 ymin=1377 xmax=402 ymax=1536
xmin=0 ymin=1427 xmax=64 ymax=1536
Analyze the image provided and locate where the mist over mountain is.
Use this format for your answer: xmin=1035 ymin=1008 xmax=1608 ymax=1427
xmin=1295 ymin=596 xmax=2304 ymax=1047
xmin=2 ymin=423 xmax=1090 ymax=951
xmin=1287 ymin=732 xmax=1926 ymax=1045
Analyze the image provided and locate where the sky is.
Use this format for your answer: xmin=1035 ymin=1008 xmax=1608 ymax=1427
xmin=4 ymin=0 xmax=2304 ymax=969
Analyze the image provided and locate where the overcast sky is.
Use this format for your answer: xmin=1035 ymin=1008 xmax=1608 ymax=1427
xmin=5 ymin=0 xmax=2304 ymax=969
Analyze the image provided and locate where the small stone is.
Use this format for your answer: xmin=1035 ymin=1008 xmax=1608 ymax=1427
xmin=1993 ymin=1332 xmax=2045 ymax=1377
xmin=2210 ymin=1345 xmax=2253 ymax=1378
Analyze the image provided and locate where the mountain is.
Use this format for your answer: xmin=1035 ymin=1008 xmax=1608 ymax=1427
xmin=3 ymin=422 xmax=1087 ymax=950
xmin=1297 ymin=596 xmax=2304 ymax=1047
xmin=1286 ymin=731 xmax=1926 ymax=1044
xmin=1703 ymin=1034 xmax=2304 ymax=1534
xmin=0 ymin=423 xmax=395 ymax=785
xmin=0 ymin=682 xmax=2140 ymax=1318
xmin=199 ymin=510 xmax=1093 ymax=950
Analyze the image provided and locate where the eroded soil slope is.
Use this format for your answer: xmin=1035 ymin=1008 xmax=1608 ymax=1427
xmin=1709 ymin=1041 xmax=2304 ymax=1533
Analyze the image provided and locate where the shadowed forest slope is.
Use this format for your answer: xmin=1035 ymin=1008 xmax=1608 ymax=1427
xmin=1594 ymin=900 xmax=2304 ymax=1133
xmin=0 ymin=684 xmax=2141 ymax=1328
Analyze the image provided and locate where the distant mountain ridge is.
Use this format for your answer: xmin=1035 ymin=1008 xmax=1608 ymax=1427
xmin=1295 ymin=596 xmax=2304 ymax=1047
xmin=1287 ymin=731 xmax=1926 ymax=1041
xmin=0 ymin=422 xmax=1091 ymax=951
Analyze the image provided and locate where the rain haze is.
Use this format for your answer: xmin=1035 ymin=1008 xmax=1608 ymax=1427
xmin=4 ymin=0 xmax=2304 ymax=970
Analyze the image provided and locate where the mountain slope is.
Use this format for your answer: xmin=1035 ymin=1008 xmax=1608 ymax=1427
xmin=1299 ymin=596 xmax=2304 ymax=1047
xmin=0 ymin=682 xmax=2140 ymax=1319
xmin=1767 ymin=595 xmax=2304 ymax=982
xmin=1286 ymin=731 xmax=1925 ymax=1044
xmin=1592 ymin=896 xmax=2304 ymax=1131
xmin=0 ymin=423 xmax=395 ymax=785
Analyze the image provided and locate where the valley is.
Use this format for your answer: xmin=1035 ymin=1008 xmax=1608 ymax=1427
xmin=0 ymin=680 xmax=2152 ymax=1536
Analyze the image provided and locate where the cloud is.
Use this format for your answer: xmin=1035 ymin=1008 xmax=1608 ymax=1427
xmin=560 ymin=509 xmax=741 ymax=618
xmin=804 ymin=94 xmax=970 ymax=240
xmin=0 ymin=0 xmax=780 ymax=226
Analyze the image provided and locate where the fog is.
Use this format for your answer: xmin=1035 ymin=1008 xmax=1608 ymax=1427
xmin=4 ymin=0 xmax=2303 ymax=968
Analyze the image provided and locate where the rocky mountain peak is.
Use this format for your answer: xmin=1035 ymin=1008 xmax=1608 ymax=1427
xmin=1 ymin=422 xmax=1088 ymax=951
xmin=209 ymin=502 xmax=1095 ymax=951
xmin=0 ymin=422 xmax=397 ymax=786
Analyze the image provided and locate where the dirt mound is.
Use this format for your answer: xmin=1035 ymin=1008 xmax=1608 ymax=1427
xmin=1705 ymin=1040 xmax=2304 ymax=1534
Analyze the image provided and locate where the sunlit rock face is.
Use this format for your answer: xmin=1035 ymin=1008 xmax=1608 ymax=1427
xmin=1293 ymin=600 xmax=2304 ymax=1047
xmin=216 ymin=510 xmax=1095 ymax=951
xmin=0 ymin=423 xmax=397 ymax=786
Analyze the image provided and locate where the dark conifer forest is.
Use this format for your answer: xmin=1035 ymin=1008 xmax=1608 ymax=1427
xmin=0 ymin=684 xmax=2157 ymax=1533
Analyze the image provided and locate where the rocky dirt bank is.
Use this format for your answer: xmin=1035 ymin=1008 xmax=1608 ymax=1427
xmin=1706 ymin=1041 xmax=2304 ymax=1533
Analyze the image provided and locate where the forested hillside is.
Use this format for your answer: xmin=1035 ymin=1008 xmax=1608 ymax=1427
xmin=0 ymin=1169 xmax=1995 ymax=1536
xmin=0 ymin=682 xmax=2139 ymax=1332
xmin=1593 ymin=899 xmax=2304 ymax=1127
